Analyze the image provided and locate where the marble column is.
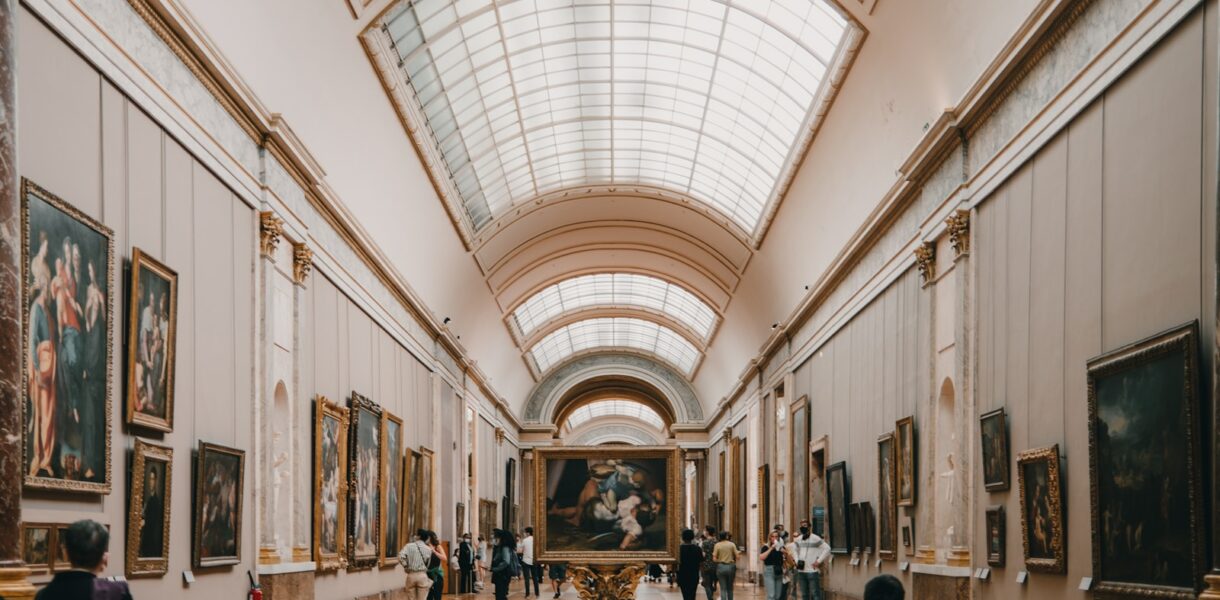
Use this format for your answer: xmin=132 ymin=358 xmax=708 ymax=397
xmin=0 ymin=1 xmax=34 ymax=597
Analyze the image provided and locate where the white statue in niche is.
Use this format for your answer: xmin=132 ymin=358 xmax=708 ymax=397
xmin=939 ymin=451 xmax=957 ymax=504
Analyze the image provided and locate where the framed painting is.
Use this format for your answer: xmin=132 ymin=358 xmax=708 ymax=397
xmin=757 ymin=464 xmax=770 ymax=545
xmin=124 ymin=248 xmax=178 ymax=432
xmin=22 ymin=523 xmax=52 ymax=573
xmin=985 ymin=505 xmax=1005 ymax=567
xmin=416 ymin=447 xmax=434 ymax=531
xmin=876 ymin=433 xmax=897 ymax=559
xmin=1087 ymin=322 xmax=1204 ymax=598
xmin=810 ymin=436 xmax=828 ymax=538
xmin=535 ymin=446 xmax=681 ymax=564
xmin=826 ymin=461 xmax=850 ymax=554
xmin=901 ymin=523 xmax=911 ymax=548
xmin=126 ymin=439 xmax=172 ymax=577
xmin=502 ymin=457 xmax=516 ymax=531
xmin=313 ymin=397 xmax=348 ymax=571
xmin=53 ymin=524 xmax=71 ymax=571
xmin=861 ymin=502 xmax=874 ymax=554
xmin=403 ymin=449 xmax=420 ymax=542
xmin=21 ymin=178 xmax=114 ymax=493
xmin=479 ymin=498 xmax=496 ymax=546
xmin=979 ymin=407 xmax=1010 ymax=492
xmin=847 ymin=503 xmax=862 ymax=554
xmin=894 ymin=416 xmax=915 ymax=507
xmin=347 ymin=391 xmax=382 ymax=569
xmin=1017 ymin=444 xmax=1064 ymax=573
xmin=193 ymin=442 xmax=245 ymax=568
xmin=380 ymin=411 xmax=404 ymax=566
xmin=790 ymin=398 xmax=809 ymax=529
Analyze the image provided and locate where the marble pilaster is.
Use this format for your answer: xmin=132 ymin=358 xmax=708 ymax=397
xmin=0 ymin=1 xmax=33 ymax=597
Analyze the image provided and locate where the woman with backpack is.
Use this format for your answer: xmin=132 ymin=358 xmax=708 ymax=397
xmin=491 ymin=529 xmax=518 ymax=600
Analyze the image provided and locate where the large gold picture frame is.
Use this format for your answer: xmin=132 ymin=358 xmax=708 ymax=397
xmin=21 ymin=522 xmax=53 ymax=573
xmin=415 ymin=447 xmax=435 ymax=531
xmin=347 ymin=391 xmax=382 ymax=569
xmin=534 ymin=446 xmax=681 ymax=564
xmin=313 ymin=397 xmax=348 ymax=571
xmin=403 ymin=449 xmax=420 ymax=541
xmin=126 ymin=439 xmax=172 ymax=577
xmin=894 ymin=416 xmax=916 ymax=507
xmin=21 ymin=178 xmax=114 ymax=494
xmin=1017 ymin=444 xmax=1064 ymax=573
xmin=124 ymin=248 xmax=178 ymax=433
xmin=380 ymin=412 xmax=404 ymax=566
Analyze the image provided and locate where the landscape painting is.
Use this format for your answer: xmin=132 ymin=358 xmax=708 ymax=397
xmin=537 ymin=446 xmax=679 ymax=563
xmin=1087 ymin=323 xmax=1204 ymax=598
xmin=22 ymin=179 xmax=114 ymax=493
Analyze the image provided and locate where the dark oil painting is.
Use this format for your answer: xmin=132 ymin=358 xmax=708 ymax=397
xmin=826 ymin=461 xmax=849 ymax=554
xmin=544 ymin=456 xmax=669 ymax=552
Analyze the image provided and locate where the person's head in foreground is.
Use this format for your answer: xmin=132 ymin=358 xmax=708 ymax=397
xmin=65 ymin=519 xmax=110 ymax=573
xmin=682 ymin=529 xmax=695 ymax=543
xmin=864 ymin=574 xmax=904 ymax=600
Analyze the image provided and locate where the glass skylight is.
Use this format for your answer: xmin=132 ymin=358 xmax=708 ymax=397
xmin=512 ymin=273 xmax=717 ymax=341
xmin=527 ymin=316 xmax=700 ymax=375
xmin=378 ymin=0 xmax=851 ymax=234
xmin=566 ymin=399 xmax=666 ymax=429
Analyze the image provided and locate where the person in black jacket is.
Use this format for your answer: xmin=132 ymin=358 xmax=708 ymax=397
xmin=37 ymin=520 xmax=132 ymax=600
xmin=491 ymin=529 xmax=518 ymax=600
xmin=677 ymin=529 xmax=703 ymax=600
xmin=457 ymin=532 xmax=475 ymax=593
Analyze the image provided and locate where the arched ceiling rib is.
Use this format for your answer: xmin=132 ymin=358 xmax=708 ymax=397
xmin=565 ymin=398 xmax=666 ymax=430
xmin=528 ymin=317 xmax=700 ymax=376
xmin=372 ymin=0 xmax=853 ymax=240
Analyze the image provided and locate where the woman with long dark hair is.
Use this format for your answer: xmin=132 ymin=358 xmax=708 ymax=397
xmin=491 ymin=529 xmax=518 ymax=600
xmin=677 ymin=529 xmax=703 ymax=600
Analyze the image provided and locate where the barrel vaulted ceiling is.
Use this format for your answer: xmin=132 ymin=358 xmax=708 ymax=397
xmin=360 ymin=0 xmax=865 ymax=385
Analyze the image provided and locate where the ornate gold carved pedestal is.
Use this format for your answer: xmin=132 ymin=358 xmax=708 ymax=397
xmin=569 ymin=564 xmax=647 ymax=600
xmin=1198 ymin=573 xmax=1220 ymax=599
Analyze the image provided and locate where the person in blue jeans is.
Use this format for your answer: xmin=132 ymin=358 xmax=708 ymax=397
xmin=790 ymin=524 xmax=831 ymax=600
xmin=760 ymin=530 xmax=788 ymax=600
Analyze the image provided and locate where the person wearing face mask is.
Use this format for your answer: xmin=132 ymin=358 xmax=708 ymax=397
xmin=458 ymin=532 xmax=475 ymax=593
xmin=790 ymin=523 xmax=831 ymax=600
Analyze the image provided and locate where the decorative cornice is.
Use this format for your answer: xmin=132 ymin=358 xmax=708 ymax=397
xmin=914 ymin=242 xmax=936 ymax=285
xmin=945 ymin=209 xmax=970 ymax=258
xmin=259 ymin=211 xmax=284 ymax=258
xmin=292 ymin=242 xmax=313 ymax=284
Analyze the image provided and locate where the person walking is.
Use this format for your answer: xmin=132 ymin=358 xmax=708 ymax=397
xmin=491 ymin=529 xmax=518 ymax=600
xmin=677 ymin=529 xmax=703 ymax=600
xmin=520 ymin=526 xmax=541 ymax=597
xmin=699 ymin=526 xmax=718 ymax=600
xmin=712 ymin=532 xmax=738 ymax=600
xmin=36 ymin=520 xmax=131 ymax=600
xmin=458 ymin=532 xmax=476 ymax=593
xmin=790 ymin=523 xmax=831 ymax=600
xmin=427 ymin=531 xmax=445 ymax=600
xmin=761 ymin=530 xmax=788 ymax=600
xmin=548 ymin=561 xmax=567 ymax=598
xmin=476 ymin=534 xmax=487 ymax=589
xmin=400 ymin=529 xmax=436 ymax=600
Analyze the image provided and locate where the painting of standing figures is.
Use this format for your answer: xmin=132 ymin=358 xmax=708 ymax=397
xmin=1087 ymin=323 xmax=1205 ymax=598
xmin=537 ymin=447 xmax=680 ymax=564
xmin=194 ymin=442 xmax=245 ymax=567
xmin=876 ymin=433 xmax=897 ymax=559
xmin=348 ymin=392 xmax=382 ymax=569
xmin=381 ymin=413 xmax=403 ymax=566
xmin=314 ymin=397 xmax=348 ymax=571
xmin=22 ymin=179 xmax=114 ymax=493
xmin=1017 ymin=445 xmax=1064 ymax=573
xmin=125 ymin=248 xmax=178 ymax=432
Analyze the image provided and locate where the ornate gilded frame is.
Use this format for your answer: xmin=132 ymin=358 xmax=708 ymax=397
xmin=21 ymin=522 xmax=53 ymax=573
xmin=380 ymin=411 xmax=404 ymax=566
xmin=894 ymin=416 xmax=915 ymax=507
xmin=757 ymin=464 xmax=770 ymax=545
xmin=126 ymin=439 xmax=173 ymax=577
xmin=985 ymin=505 xmax=1005 ymax=567
xmin=979 ymin=407 xmax=1010 ymax=492
xmin=534 ymin=446 xmax=682 ymax=564
xmin=1086 ymin=322 xmax=1204 ymax=598
xmin=826 ymin=461 xmax=850 ymax=554
xmin=21 ymin=178 xmax=114 ymax=493
xmin=124 ymin=247 xmax=178 ymax=432
xmin=1016 ymin=444 xmax=1064 ymax=573
xmin=876 ymin=432 xmax=897 ymax=560
xmin=52 ymin=524 xmax=72 ymax=572
xmin=403 ymin=448 xmax=421 ymax=541
xmin=193 ymin=441 xmax=246 ymax=568
xmin=313 ymin=396 xmax=349 ymax=571
xmin=416 ymin=447 xmax=435 ymax=531
xmin=347 ymin=391 xmax=383 ymax=569
xmin=789 ymin=396 xmax=809 ymax=529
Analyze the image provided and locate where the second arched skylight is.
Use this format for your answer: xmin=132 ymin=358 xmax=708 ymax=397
xmin=565 ymin=399 xmax=666 ymax=430
xmin=512 ymin=273 xmax=717 ymax=341
xmin=527 ymin=317 xmax=700 ymax=375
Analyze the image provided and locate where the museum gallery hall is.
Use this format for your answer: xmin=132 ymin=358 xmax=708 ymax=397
xmin=0 ymin=0 xmax=1218 ymax=598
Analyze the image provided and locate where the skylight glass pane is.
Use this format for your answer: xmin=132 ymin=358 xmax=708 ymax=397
xmin=566 ymin=399 xmax=666 ymax=429
xmin=377 ymin=0 xmax=852 ymax=236
xmin=527 ymin=317 xmax=699 ymax=375
xmin=512 ymin=273 xmax=716 ymax=341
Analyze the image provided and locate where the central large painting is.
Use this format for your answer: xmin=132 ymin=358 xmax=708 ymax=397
xmin=536 ymin=447 xmax=680 ymax=564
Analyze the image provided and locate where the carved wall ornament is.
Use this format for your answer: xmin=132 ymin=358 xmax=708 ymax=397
xmin=914 ymin=242 xmax=936 ymax=284
xmin=259 ymin=211 xmax=284 ymax=258
xmin=495 ymin=427 xmax=506 ymax=446
xmin=946 ymin=209 xmax=970 ymax=258
xmin=292 ymin=243 xmax=313 ymax=284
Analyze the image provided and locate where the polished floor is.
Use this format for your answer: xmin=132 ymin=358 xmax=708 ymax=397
xmin=457 ymin=579 xmax=765 ymax=600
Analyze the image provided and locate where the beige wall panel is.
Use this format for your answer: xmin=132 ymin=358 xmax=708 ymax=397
xmin=417 ymin=362 xmax=434 ymax=450
xmin=17 ymin=10 xmax=100 ymax=216
xmin=232 ymin=199 xmax=254 ymax=435
xmin=312 ymin=275 xmax=341 ymax=401
xmin=125 ymin=106 xmax=162 ymax=255
xmin=192 ymin=158 xmax=237 ymax=445
xmin=1100 ymin=12 xmax=1203 ymax=349
xmin=100 ymin=83 xmax=125 ymax=237
xmin=1028 ymin=134 xmax=1068 ymax=447
xmin=1006 ymin=166 xmax=1034 ymax=457
xmin=976 ymin=203 xmax=994 ymax=418
xmin=378 ymin=330 xmax=397 ymax=416
xmin=346 ymin=303 xmax=374 ymax=399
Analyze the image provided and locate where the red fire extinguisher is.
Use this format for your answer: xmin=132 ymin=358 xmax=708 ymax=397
xmin=248 ymin=571 xmax=263 ymax=600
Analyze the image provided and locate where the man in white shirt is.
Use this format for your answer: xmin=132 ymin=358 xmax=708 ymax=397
xmin=789 ymin=523 xmax=831 ymax=600
xmin=520 ymin=527 xmax=541 ymax=597
xmin=399 ymin=529 xmax=435 ymax=600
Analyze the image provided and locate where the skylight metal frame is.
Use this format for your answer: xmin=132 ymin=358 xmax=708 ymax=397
xmin=564 ymin=398 xmax=667 ymax=430
xmin=362 ymin=0 xmax=865 ymax=247
xmin=526 ymin=316 xmax=703 ymax=377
